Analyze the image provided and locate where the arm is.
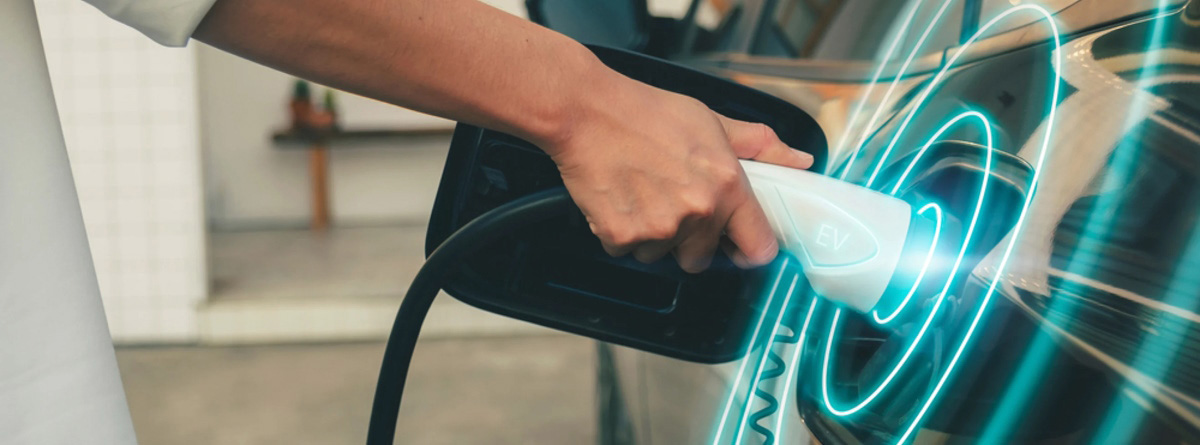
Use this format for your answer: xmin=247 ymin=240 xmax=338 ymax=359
xmin=193 ymin=0 xmax=815 ymax=271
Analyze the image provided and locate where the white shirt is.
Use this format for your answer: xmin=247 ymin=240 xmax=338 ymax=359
xmin=1 ymin=1 xmax=214 ymax=443
xmin=85 ymin=0 xmax=218 ymax=46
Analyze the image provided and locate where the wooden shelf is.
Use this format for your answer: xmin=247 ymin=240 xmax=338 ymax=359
xmin=271 ymin=126 xmax=456 ymax=148
xmin=270 ymin=125 xmax=457 ymax=231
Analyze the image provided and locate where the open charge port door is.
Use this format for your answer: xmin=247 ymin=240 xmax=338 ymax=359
xmin=425 ymin=44 xmax=827 ymax=364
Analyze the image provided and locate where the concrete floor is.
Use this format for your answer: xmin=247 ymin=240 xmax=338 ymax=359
xmin=202 ymin=226 xmax=546 ymax=343
xmin=117 ymin=335 xmax=596 ymax=445
xmin=209 ymin=226 xmax=429 ymax=303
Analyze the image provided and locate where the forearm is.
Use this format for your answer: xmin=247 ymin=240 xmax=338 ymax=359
xmin=193 ymin=0 xmax=809 ymax=272
xmin=193 ymin=0 xmax=612 ymax=147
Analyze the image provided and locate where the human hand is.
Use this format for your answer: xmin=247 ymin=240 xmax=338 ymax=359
xmin=539 ymin=79 xmax=814 ymax=273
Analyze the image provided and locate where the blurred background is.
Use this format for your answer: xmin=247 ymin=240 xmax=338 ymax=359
xmin=30 ymin=0 xmax=691 ymax=443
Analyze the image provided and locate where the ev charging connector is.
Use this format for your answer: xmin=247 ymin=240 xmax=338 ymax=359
xmin=367 ymin=44 xmax=942 ymax=445
xmin=742 ymin=160 xmax=929 ymax=315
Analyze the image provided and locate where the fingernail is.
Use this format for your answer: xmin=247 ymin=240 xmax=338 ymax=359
xmin=681 ymin=258 xmax=712 ymax=274
xmin=795 ymin=150 xmax=815 ymax=168
xmin=761 ymin=239 xmax=780 ymax=263
xmin=745 ymin=239 xmax=779 ymax=267
xmin=729 ymin=251 xmax=752 ymax=269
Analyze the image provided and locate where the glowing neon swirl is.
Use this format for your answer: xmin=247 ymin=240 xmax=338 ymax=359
xmin=821 ymin=111 xmax=995 ymax=417
xmin=733 ymin=274 xmax=802 ymax=444
xmin=893 ymin=6 xmax=1063 ymax=444
xmin=772 ymin=297 xmax=819 ymax=442
xmin=861 ymin=1 xmax=1004 ymax=188
xmin=709 ymin=260 xmax=792 ymax=445
xmin=872 ymin=109 xmax=991 ymax=325
xmin=981 ymin=4 xmax=1170 ymax=444
xmin=806 ymin=6 xmax=1063 ymax=442
xmin=836 ymin=0 xmax=959 ymax=180
xmin=712 ymin=4 xmax=1065 ymax=443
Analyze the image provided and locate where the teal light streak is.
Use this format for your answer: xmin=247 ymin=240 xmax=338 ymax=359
xmin=730 ymin=3 xmax=1068 ymax=442
xmin=1092 ymin=229 xmax=1200 ymax=443
xmin=833 ymin=0 xmax=930 ymax=178
xmin=873 ymin=202 xmax=944 ymax=325
xmin=733 ymin=274 xmax=802 ymax=444
xmin=709 ymin=260 xmax=791 ymax=445
xmin=978 ymin=5 xmax=1169 ymax=443
xmin=884 ymin=110 xmax=988 ymax=197
xmin=840 ymin=0 xmax=959 ymax=182
xmin=860 ymin=2 xmax=1050 ymax=189
xmin=1086 ymin=3 xmax=1178 ymax=442
xmin=821 ymin=112 xmax=995 ymax=417
xmin=895 ymin=6 xmax=1064 ymax=444
xmin=773 ymin=298 xmax=820 ymax=442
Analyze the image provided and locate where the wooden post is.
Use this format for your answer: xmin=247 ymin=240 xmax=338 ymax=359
xmin=309 ymin=144 xmax=330 ymax=231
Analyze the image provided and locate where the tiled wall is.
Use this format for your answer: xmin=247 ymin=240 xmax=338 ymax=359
xmin=34 ymin=0 xmax=207 ymax=343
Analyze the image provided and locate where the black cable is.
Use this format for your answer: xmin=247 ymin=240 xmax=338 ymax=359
xmin=366 ymin=188 xmax=575 ymax=445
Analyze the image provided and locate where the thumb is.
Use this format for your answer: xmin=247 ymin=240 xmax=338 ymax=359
xmin=718 ymin=115 xmax=814 ymax=170
xmin=722 ymin=190 xmax=779 ymax=269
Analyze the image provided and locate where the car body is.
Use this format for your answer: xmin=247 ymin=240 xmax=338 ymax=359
xmin=528 ymin=0 xmax=1200 ymax=443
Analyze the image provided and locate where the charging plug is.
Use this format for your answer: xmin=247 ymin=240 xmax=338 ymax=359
xmin=741 ymin=160 xmax=917 ymax=314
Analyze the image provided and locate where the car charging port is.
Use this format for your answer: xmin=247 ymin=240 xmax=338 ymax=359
xmin=800 ymin=140 xmax=1056 ymax=442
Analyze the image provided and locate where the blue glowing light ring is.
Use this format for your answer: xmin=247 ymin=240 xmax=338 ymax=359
xmin=894 ymin=7 xmax=1063 ymax=444
xmin=871 ymin=109 xmax=991 ymax=325
xmin=820 ymin=5 xmax=1064 ymax=431
xmin=820 ymin=112 xmax=995 ymax=417
xmin=713 ymin=5 xmax=1064 ymax=444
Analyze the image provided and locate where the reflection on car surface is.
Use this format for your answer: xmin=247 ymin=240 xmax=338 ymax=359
xmin=532 ymin=0 xmax=1200 ymax=443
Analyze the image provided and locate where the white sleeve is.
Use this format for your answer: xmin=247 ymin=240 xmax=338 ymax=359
xmin=82 ymin=0 xmax=218 ymax=47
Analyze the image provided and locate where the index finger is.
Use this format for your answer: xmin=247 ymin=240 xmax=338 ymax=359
xmin=718 ymin=115 xmax=814 ymax=170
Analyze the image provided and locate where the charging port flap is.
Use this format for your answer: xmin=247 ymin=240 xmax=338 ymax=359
xmin=425 ymin=45 xmax=827 ymax=363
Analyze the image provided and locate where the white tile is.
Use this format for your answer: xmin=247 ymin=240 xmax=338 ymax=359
xmin=113 ymin=197 xmax=149 ymax=224
xmin=38 ymin=0 xmax=207 ymax=344
xmin=71 ymin=85 xmax=104 ymax=113
xmin=107 ymin=90 xmax=143 ymax=116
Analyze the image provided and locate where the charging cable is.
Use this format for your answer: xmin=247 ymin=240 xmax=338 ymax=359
xmin=367 ymin=162 xmax=927 ymax=443
xmin=366 ymin=188 xmax=574 ymax=445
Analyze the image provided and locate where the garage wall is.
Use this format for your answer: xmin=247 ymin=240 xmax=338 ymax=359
xmin=198 ymin=0 xmax=527 ymax=229
xmin=198 ymin=0 xmax=692 ymax=229
xmin=32 ymin=0 xmax=693 ymax=342
xmin=196 ymin=48 xmax=453 ymax=229
xmin=35 ymin=0 xmax=207 ymax=343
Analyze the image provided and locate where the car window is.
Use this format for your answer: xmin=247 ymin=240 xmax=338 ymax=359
xmin=772 ymin=0 xmax=965 ymax=60
xmin=687 ymin=0 xmax=1183 ymax=63
xmin=689 ymin=0 xmax=749 ymax=54
xmin=687 ymin=0 xmax=965 ymax=60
